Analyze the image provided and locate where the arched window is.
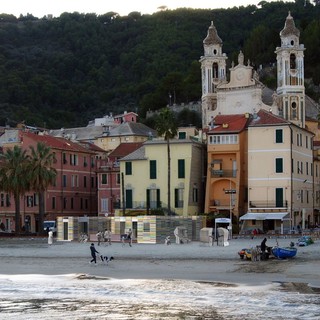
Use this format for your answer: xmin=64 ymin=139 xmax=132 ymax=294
xmin=212 ymin=63 xmax=218 ymax=79
xmin=290 ymin=54 xmax=296 ymax=69
xmin=291 ymin=101 xmax=297 ymax=119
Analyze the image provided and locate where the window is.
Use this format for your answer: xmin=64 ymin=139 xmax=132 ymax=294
xmin=125 ymin=189 xmax=133 ymax=209
xmin=275 ymin=158 xmax=283 ymax=173
xmin=174 ymin=188 xmax=184 ymax=208
xmin=144 ymin=222 xmax=150 ymax=232
xmin=63 ymin=175 xmax=67 ymax=187
xmin=101 ymin=198 xmax=108 ymax=212
xmin=72 ymin=154 xmax=78 ymax=165
xmin=27 ymin=196 xmax=33 ymax=207
xmin=0 ymin=194 xmax=4 ymax=207
xmin=71 ymin=175 xmax=78 ymax=187
xmin=275 ymin=129 xmax=283 ymax=143
xmin=91 ymin=177 xmax=95 ymax=188
xmin=146 ymin=189 xmax=160 ymax=209
xmin=80 ymin=198 xmax=83 ymax=210
xmin=193 ymin=187 xmax=198 ymax=203
xmin=116 ymin=173 xmax=120 ymax=184
xmin=125 ymin=162 xmax=132 ymax=175
xmin=84 ymin=156 xmax=88 ymax=167
xmin=6 ymin=194 xmax=10 ymax=207
xmin=209 ymin=134 xmax=238 ymax=145
xmin=150 ymin=160 xmax=157 ymax=179
xmin=63 ymin=197 xmax=67 ymax=209
xmin=178 ymin=159 xmax=185 ymax=178
xmin=83 ymin=176 xmax=87 ymax=188
xmin=63 ymin=153 xmax=67 ymax=164
xmin=275 ymin=188 xmax=284 ymax=207
xmin=71 ymin=197 xmax=74 ymax=209
xmin=101 ymin=174 xmax=108 ymax=185
xmin=85 ymin=199 xmax=88 ymax=210
xmin=178 ymin=132 xmax=186 ymax=139
xmin=52 ymin=197 xmax=56 ymax=209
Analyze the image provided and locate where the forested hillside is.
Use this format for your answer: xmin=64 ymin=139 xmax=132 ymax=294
xmin=0 ymin=0 xmax=319 ymax=129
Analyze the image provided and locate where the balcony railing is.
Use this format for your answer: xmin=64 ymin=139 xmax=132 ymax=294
xmin=211 ymin=169 xmax=237 ymax=178
xmin=209 ymin=199 xmax=236 ymax=207
xmin=249 ymin=200 xmax=288 ymax=208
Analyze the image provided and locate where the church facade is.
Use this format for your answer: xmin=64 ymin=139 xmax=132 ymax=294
xmin=202 ymin=13 xmax=319 ymax=233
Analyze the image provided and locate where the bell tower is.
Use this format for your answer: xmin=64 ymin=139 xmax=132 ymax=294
xmin=275 ymin=12 xmax=305 ymax=128
xmin=200 ymin=21 xmax=227 ymax=128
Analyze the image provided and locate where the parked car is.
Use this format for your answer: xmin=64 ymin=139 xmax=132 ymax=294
xmin=43 ymin=221 xmax=57 ymax=234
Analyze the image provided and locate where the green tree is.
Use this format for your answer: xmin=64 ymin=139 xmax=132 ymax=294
xmin=0 ymin=146 xmax=30 ymax=233
xmin=155 ymin=108 xmax=178 ymax=214
xmin=28 ymin=142 xmax=57 ymax=235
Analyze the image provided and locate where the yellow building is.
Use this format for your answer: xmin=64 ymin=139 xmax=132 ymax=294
xmin=118 ymin=139 xmax=205 ymax=216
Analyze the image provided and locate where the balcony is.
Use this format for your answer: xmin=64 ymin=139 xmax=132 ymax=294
xmin=209 ymin=199 xmax=236 ymax=209
xmin=249 ymin=200 xmax=288 ymax=209
xmin=211 ymin=169 xmax=237 ymax=178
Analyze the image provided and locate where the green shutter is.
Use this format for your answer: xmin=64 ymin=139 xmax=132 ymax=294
xmin=276 ymin=129 xmax=283 ymax=143
xmin=146 ymin=189 xmax=150 ymax=208
xmin=276 ymin=158 xmax=283 ymax=173
xmin=150 ymin=160 xmax=157 ymax=179
xmin=174 ymin=189 xmax=179 ymax=208
xmin=125 ymin=162 xmax=132 ymax=175
xmin=178 ymin=159 xmax=185 ymax=178
xmin=275 ymin=188 xmax=283 ymax=207
xmin=125 ymin=189 xmax=133 ymax=208
xmin=157 ymin=189 xmax=161 ymax=208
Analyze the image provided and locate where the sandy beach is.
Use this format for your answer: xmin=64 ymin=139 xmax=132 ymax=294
xmin=1 ymin=235 xmax=320 ymax=290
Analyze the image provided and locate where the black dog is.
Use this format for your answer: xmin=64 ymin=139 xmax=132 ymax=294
xmin=99 ymin=255 xmax=114 ymax=264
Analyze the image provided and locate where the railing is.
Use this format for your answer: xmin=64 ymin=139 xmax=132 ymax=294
xmin=209 ymin=199 xmax=236 ymax=207
xmin=249 ymin=200 xmax=288 ymax=208
xmin=121 ymin=201 xmax=177 ymax=215
xmin=211 ymin=169 xmax=237 ymax=178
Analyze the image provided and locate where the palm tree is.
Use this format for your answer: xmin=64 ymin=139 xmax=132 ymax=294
xmin=0 ymin=146 xmax=30 ymax=233
xmin=155 ymin=108 xmax=178 ymax=215
xmin=28 ymin=142 xmax=57 ymax=235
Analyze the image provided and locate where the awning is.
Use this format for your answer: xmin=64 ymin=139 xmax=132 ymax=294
xmin=240 ymin=212 xmax=290 ymax=221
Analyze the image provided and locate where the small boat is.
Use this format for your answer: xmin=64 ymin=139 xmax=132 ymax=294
xmin=272 ymin=246 xmax=297 ymax=259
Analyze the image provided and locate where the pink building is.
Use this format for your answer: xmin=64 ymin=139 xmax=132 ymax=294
xmin=97 ymin=142 xmax=143 ymax=216
xmin=0 ymin=131 xmax=99 ymax=233
xmin=113 ymin=111 xmax=138 ymax=124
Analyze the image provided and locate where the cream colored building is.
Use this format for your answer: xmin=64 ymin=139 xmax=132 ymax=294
xmin=242 ymin=109 xmax=314 ymax=233
xmin=118 ymin=139 xmax=205 ymax=216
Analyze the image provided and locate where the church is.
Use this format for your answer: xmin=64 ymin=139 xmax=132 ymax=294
xmin=201 ymin=13 xmax=320 ymax=234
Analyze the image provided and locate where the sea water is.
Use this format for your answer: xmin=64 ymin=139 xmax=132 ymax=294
xmin=0 ymin=274 xmax=319 ymax=320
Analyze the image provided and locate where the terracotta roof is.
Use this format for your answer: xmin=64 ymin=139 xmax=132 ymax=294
xmin=109 ymin=142 xmax=144 ymax=158
xmin=248 ymin=109 xmax=290 ymax=127
xmin=208 ymin=114 xmax=249 ymax=133
xmin=22 ymin=132 xmax=95 ymax=154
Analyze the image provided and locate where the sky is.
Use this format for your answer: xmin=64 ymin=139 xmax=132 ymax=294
xmin=1 ymin=0 xmax=293 ymax=18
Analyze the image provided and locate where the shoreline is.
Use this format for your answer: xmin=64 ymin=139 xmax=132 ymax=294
xmin=1 ymin=237 xmax=319 ymax=290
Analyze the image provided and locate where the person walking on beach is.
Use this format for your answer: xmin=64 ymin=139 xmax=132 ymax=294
xmin=48 ymin=230 xmax=53 ymax=245
xmin=96 ymin=231 xmax=102 ymax=246
xmin=104 ymin=229 xmax=112 ymax=245
xmin=127 ymin=228 xmax=132 ymax=247
xmin=90 ymin=243 xmax=99 ymax=264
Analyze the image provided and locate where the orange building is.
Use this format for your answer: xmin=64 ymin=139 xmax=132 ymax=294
xmin=205 ymin=114 xmax=250 ymax=230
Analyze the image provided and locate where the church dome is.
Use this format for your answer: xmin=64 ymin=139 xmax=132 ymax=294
xmin=280 ymin=12 xmax=300 ymax=38
xmin=203 ymin=21 xmax=223 ymax=45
